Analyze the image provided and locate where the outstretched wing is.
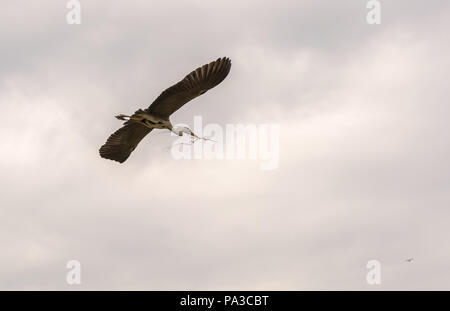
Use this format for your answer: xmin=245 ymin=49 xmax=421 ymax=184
xmin=146 ymin=57 xmax=231 ymax=118
xmin=99 ymin=123 xmax=152 ymax=163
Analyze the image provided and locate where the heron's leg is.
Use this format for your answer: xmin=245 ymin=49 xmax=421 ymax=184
xmin=115 ymin=114 xmax=131 ymax=121
xmin=116 ymin=114 xmax=149 ymax=126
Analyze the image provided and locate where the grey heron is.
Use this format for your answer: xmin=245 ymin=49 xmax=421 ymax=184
xmin=99 ymin=57 xmax=231 ymax=163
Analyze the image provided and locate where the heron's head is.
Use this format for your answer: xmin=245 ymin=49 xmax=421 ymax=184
xmin=173 ymin=126 xmax=192 ymax=136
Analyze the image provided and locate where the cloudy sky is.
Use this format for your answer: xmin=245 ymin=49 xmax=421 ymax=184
xmin=1 ymin=0 xmax=449 ymax=290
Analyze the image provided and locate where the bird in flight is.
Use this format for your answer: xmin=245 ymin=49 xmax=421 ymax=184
xmin=99 ymin=57 xmax=231 ymax=163
xmin=405 ymin=258 xmax=414 ymax=263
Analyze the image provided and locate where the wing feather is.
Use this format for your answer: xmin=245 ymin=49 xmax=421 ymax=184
xmin=99 ymin=122 xmax=152 ymax=163
xmin=146 ymin=57 xmax=231 ymax=118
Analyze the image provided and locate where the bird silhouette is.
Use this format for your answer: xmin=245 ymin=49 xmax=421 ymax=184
xmin=99 ymin=57 xmax=231 ymax=163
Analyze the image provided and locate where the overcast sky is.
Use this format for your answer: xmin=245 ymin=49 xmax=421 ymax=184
xmin=1 ymin=0 xmax=449 ymax=290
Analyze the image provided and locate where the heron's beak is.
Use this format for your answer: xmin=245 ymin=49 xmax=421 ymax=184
xmin=189 ymin=131 xmax=200 ymax=139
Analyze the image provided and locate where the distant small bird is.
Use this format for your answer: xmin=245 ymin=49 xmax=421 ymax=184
xmin=99 ymin=57 xmax=232 ymax=163
xmin=405 ymin=258 xmax=414 ymax=263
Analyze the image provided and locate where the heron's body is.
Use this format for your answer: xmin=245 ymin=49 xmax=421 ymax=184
xmin=117 ymin=110 xmax=173 ymax=130
xmin=99 ymin=57 xmax=231 ymax=163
